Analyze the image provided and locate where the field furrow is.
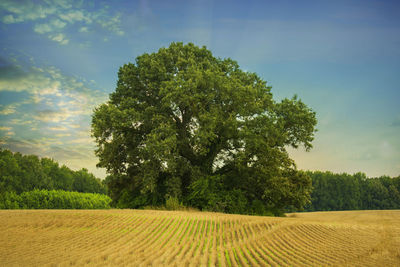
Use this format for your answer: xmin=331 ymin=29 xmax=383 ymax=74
xmin=1 ymin=210 xmax=399 ymax=266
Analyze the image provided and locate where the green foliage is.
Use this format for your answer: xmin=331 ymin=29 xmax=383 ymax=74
xmin=0 ymin=191 xmax=21 ymax=209
xmin=165 ymin=196 xmax=185 ymax=210
xmin=0 ymin=189 xmax=111 ymax=209
xmin=115 ymin=189 xmax=148 ymax=209
xmin=188 ymin=175 xmax=224 ymax=211
xmin=306 ymin=171 xmax=400 ymax=211
xmin=92 ymin=42 xmax=317 ymax=215
xmin=0 ymin=149 xmax=107 ymax=195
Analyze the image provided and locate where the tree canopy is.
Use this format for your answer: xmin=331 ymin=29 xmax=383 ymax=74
xmin=306 ymin=171 xmax=400 ymax=211
xmin=0 ymin=149 xmax=106 ymax=195
xmin=92 ymin=42 xmax=317 ymax=215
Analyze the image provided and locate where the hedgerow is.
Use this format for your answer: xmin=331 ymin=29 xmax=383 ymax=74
xmin=0 ymin=189 xmax=111 ymax=209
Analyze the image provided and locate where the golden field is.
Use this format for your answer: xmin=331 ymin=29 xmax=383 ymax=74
xmin=1 ymin=209 xmax=399 ymax=266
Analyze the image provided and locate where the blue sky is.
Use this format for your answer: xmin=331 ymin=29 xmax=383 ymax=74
xmin=0 ymin=0 xmax=399 ymax=178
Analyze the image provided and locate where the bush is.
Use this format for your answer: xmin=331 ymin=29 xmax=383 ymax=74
xmin=0 ymin=189 xmax=111 ymax=209
xmin=165 ymin=196 xmax=185 ymax=210
xmin=0 ymin=192 xmax=21 ymax=209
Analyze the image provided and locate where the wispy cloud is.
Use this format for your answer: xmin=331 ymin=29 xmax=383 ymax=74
xmin=8 ymin=119 xmax=34 ymax=125
xmin=0 ymin=56 xmax=107 ymax=115
xmin=0 ymin=0 xmax=125 ymax=45
xmin=0 ymin=64 xmax=58 ymax=95
xmin=79 ymin=26 xmax=89 ymax=33
xmin=0 ymin=0 xmax=57 ymax=23
xmin=34 ymin=19 xmax=67 ymax=34
xmin=69 ymin=136 xmax=92 ymax=144
xmin=0 ymin=54 xmax=107 ymax=177
xmin=0 ymin=127 xmax=15 ymax=138
xmin=69 ymin=124 xmax=83 ymax=129
xmin=58 ymin=9 xmax=91 ymax=24
xmin=55 ymin=133 xmax=71 ymax=137
xmin=48 ymin=126 xmax=68 ymax=131
xmin=97 ymin=13 xmax=124 ymax=36
xmin=32 ymin=108 xmax=84 ymax=123
xmin=1 ymin=137 xmax=90 ymax=159
xmin=0 ymin=103 xmax=16 ymax=115
xmin=49 ymin=33 xmax=69 ymax=45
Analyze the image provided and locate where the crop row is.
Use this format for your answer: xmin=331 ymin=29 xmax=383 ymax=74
xmin=0 ymin=209 xmax=394 ymax=266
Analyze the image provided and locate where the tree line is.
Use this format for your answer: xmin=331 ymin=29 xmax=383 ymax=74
xmin=0 ymin=149 xmax=107 ymax=195
xmin=305 ymin=171 xmax=400 ymax=211
xmin=1 ymin=148 xmax=399 ymax=213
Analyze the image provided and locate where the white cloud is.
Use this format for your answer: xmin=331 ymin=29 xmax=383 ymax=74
xmin=55 ymin=133 xmax=71 ymax=137
xmin=52 ymin=18 xmax=66 ymax=28
xmin=34 ymin=19 xmax=67 ymax=34
xmin=0 ymin=104 xmax=16 ymax=115
xmin=59 ymin=10 xmax=91 ymax=24
xmin=79 ymin=26 xmax=89 ymax=32
xmin=37 ymin=82 xmax=61 ymax=96
xmin=0 ymin=0 xmax=57 ymax=23
xmin=69 ymin=124 xmax=82 ymax=129
xmin=33 ymin=109 xmax=70 ymax=123
xmin=32 ymin=107 xmax=87 ymax=123
xmin=2 ymin=14 xmax=16 ymax=23
xmin=34 ymin=23 xmax=52 ymax=34
xmin=1 ymin=0 xmax=125 ymax=44
xmin=9 ymin=119 xmax=33 ymax=125
xmin=0 ymin=126 xmax=12 ymax=131
xmin=48 ymin=126 xmax=68 ymax=131
xmin=0 ymin=66 xmax=56 ymax=95
xmin=0 ymin=55 xmax=108 ymax=177
xmin=0 ymin=58 xmax=106 ymax=125
xmin=97 ymin=13 xmax=125 ymax=36
xmin=49 ymin=33 xmax=69 ymax=45
xmin=69 ymin=136 xmax=92 ymax=144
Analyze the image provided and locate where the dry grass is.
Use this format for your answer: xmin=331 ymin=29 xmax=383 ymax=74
xmin=1 ymin=209 xmax=399 ymax=266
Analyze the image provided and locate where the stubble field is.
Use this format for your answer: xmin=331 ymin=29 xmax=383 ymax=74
xmin=1 ymin=209 xmax=399 ymax=266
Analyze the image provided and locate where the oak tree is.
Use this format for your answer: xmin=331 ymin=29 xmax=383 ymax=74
xmin=92 ymin=42 xmax=317 ymax=214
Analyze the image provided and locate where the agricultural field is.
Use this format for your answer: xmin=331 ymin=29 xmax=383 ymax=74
xmin=1 ymin=210 xmax=399 ymax=266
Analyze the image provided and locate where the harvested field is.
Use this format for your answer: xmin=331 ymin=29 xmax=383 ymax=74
xmin=1 ymin=209 xmax=399 ymax=266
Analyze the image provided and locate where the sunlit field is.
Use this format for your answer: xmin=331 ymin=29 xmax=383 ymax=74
xmin=1 ymin=209 xmax=399 ymax=266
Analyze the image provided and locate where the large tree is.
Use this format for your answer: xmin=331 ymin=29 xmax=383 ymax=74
xmin=92 ymin=42 xmax=317 ymax=214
